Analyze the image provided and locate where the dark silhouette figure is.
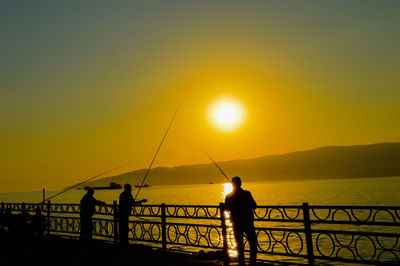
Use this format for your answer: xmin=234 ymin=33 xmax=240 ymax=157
xmin=16 ymin=202 xmax=31 ymax=236
xmin=0 ymin=202 xmax=4 ymax=229
xmin=3 ymin=208 xmax=14 ymax=233
xmin=118 ymin=184 xmax=147 ymax=247
xmin=32 ymin=207 xmax=46 ymax=238
xmin=19 ymin=202 xmax=30 ymax=219
xmin=80 ymin=188 xmax=106 ymax=243
xmin=225 ymin=176 xmax=258 ymax=266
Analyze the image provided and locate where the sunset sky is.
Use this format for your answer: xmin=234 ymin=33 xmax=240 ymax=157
xmin=1 ymin=1 xmax=399 ymax=192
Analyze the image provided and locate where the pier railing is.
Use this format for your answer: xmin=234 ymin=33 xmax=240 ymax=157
xmin=2 ymin=202 xmax=400 ymax=265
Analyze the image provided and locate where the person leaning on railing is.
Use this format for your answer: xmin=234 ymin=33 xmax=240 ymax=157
xmin=118 ymin=184 xmax=147 ymax=247
xmin=80 ymin=188 xmax=106 ymax=243
xmin=225 ymin=176 xmax=258 ymax=266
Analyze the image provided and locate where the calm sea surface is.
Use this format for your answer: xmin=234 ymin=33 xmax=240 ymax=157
xmin=2 ymin=176 xmax=400 ymax=264
xmin=1 ymin=176 xmax=400 ymax=205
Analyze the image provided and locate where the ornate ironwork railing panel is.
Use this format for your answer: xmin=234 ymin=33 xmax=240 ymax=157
xmin=48 ymin=216 xmax=115 ymax=240
xmin=2 ymin=202 xmax=44 ymax=213
xmin=312 ymin=230 xmax=400 ymax=265
xmin=2 ymin=202 xmax=400 ymax=265
xmin=49 ymin=216 xmax=80 ymax=235
xmin=254 ymin=206 xmax=304 ymax=223
xmin=164 ymin=205 xmax=221 ymax=220
xmin=254 ymin=228 xmax=308 ymax=259
xmin=129 ymin=221 xmax=163 ymax=243
xmin=164 ymin=222 xmax=223 ymax=249
xmin=48 ymin=203 xmax=81 ymax=214
xmin=132 ymin=205 xmax=162 ymax=217
xmin=309 ymin=206 xmax=400 ymax=226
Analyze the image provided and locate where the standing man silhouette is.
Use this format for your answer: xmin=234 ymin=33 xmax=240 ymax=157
xmin=118 ymin=184 xmax=147 ymax=247
xmin=80 ymin=188 xmax=106 ymax=243
xmin=225 ymin=176 xmax=258 ymax=266
xmin=32 ymin=207 xmax=46 ymax=238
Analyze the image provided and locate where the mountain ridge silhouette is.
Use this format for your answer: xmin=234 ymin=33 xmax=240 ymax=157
xmin=78 ymin=142 xmax=400 ymax=188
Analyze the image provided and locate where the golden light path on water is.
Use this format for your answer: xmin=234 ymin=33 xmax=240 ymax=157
xmin=222 ymin=183 xmax=239 ymax=257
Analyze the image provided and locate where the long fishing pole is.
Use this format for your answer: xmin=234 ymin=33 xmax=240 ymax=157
xmin=43 ymin=162 xmax=132 ymax=203
xmin=202 ymin=149 xmax=231 ymax=183
xmin=134 ymin=93 xmax=186 ymax=200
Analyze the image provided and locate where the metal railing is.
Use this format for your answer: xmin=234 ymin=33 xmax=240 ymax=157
xmin=1 ymin=202 xmax=400 ymax=265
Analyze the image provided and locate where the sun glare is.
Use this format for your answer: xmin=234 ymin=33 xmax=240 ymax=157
xmin=209 ymin=98 xmax=246 ymax=131
xmin=223 ymin=182 xmax=233 ymax=196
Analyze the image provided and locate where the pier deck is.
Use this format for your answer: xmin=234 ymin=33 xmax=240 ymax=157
xmin=0 ymin=232 xmax=272 ymax=266
xmin=0 ymin=232 xmax=218 ymax=266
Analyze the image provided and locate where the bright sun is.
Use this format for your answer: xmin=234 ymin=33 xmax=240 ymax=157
xmin=208 ymin=97 xmax=246 ymax=131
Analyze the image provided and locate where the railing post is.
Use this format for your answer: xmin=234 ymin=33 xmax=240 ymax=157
xmin=47 ymin=200 xmax=51 ymax=235
xmin=302 ymin=202 xmax=315 ymax=265
xmin=219 ymin=202 xmax=229 ymax=266
xmin=113 ymin=200 xmax=118 ymax=246
xmin=161 ymin=203 xmax=167 ymax=251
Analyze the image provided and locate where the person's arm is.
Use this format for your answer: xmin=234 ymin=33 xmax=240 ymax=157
xmin=94 ymin=198 xmax=107 ymax=206
xmin=135 ymin=199 xmax=147 ymax=205
xmin=129 ymin=194 xmax=147 ymax=205
xmin=249 ymin=192 xmax=257 ymax=209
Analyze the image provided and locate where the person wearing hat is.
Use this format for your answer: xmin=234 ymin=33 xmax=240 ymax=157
xmin=225 ymin=176 xmax=258 ymax=265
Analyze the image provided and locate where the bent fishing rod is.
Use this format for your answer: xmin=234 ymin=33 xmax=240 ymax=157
xmin=202 ymin=149 xmax=231 ymax=183
xmin=43 ymin=90 xmax=185 ymax=204
xmin=42 ymin=162 xmax=152 ymax=222
xmin=42 ymin=162 xmax=132 ymax=203
xmin=134 ymin=92 xmax=186 ymax=200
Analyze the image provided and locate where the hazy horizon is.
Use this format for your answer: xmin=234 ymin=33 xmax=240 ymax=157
xmin=5 ymin=142 xmax=398 ymax=194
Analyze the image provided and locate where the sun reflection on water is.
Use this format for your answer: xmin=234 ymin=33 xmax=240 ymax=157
xmin=222 ymin=182 xmax=238 ymax=258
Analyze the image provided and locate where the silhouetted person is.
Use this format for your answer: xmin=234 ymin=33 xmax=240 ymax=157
xmin=4 ymin=208 xmax=14 ymax=233
xmin=19 ymin=202 xmax=30 ymax=219
xmin=16 ymin=202 xmax=31 ymax=236
xmin=0 ymin=202 xmax=4 ymax=229
xmin=118 ymin=184 xmax=147 ymax=247
xmin=225 ymin=176 xmax=258 ymax=266
xmin=32 ymin=207 xmax=46 ymax=238
xmin=80 ymin=188 xmax=106 ymax=243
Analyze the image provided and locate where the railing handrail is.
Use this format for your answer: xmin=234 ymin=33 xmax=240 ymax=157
xmin=5 ymin=202 xmax=400 ymax=210
xmin=2 ymin=201 xmax=400 ymax=265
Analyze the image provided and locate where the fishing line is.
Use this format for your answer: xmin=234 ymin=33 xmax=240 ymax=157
xmin=134 ymin=91 xmax=186 ymax=200
xmin=42 ymin=162 xmax=132 ymax=203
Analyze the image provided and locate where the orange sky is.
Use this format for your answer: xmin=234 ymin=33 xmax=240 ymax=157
xmin=1 ymin=1 xmax=399 ymax=192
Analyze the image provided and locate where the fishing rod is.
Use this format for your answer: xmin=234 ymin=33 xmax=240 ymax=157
xmin=43 ymin=90 xmax=185 ymax=204
xmin=202 ymin=149 xmax=231 ymax=183
xmin=42 ymin=162 xmax=132 ymax=203
xmin=134 ymin=92 xmax=186 ymax=200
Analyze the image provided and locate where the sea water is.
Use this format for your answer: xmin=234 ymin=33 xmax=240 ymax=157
xmin=1 ymin=176 xmax=399 ymax=264
xmin=1 ymin=176 xmax=399 ymax=206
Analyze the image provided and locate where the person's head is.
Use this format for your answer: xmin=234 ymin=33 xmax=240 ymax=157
xmin=124 ymin=184 xmax=132 ymax=192
xmin=87 ymin=188 xmax=94 ymax=196
xmin=35 ymin=207 xmax=42 ymax=215
xmin=231 ymin=176 xmax=242 ymax=190
xmin=21 ymin=202 xmax=26 ymax=210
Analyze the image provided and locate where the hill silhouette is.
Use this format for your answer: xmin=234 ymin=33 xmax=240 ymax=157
xmin=79 ymin=143 xmax=400 ymax=188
